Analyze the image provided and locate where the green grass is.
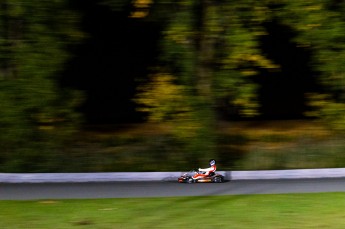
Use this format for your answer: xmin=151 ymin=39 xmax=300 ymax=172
xmin=2 ymin=193 xmax=345 ymax=228
xmin=58 ymin=120 xmax=345 ymax=172
xmin=3 ymin=120 xmax=345 ymax=172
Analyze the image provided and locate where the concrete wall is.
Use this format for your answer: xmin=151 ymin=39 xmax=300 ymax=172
xmin=1 ymin=168 xmax=345 ymax=183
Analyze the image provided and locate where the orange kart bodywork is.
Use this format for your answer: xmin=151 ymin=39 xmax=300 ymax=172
xmin=178 ymin=171 xmax=225 ymax=183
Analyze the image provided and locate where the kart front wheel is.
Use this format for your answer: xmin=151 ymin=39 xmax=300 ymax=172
xmin=187 ymin=178 xmax=194 ymax=184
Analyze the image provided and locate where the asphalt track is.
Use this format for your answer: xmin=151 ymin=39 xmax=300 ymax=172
xmin=1 ymin=178 xmax=345 ymax=200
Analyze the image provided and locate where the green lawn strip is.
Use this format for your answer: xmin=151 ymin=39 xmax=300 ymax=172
xmin=1 ymin=193 xmax=345 ymax=228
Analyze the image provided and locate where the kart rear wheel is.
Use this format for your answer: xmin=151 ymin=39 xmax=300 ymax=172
xmin=213 ymin=176 xmax=223 ymax=183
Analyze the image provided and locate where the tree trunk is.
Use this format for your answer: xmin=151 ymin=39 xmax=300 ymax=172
xmin=190 ymin=0 xmax=217 ymax=162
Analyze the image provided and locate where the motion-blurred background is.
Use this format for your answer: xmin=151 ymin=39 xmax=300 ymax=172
xmin=1 ymin=0 xmax=345 ymax=172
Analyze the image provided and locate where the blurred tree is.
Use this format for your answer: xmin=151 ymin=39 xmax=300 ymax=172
xmin=135 ymin=0 xmax=279 ymax=163
xmin=271 ymin=0 xmax=345 ymax=131
xmin=0 ymin=0 xmax=83 ymax=172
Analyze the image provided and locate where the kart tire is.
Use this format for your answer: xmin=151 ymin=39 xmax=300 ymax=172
xmin=213 ymin=176 xmax=223 ymax=183
xmin=187 ymin=178 xmax=194 ymax=184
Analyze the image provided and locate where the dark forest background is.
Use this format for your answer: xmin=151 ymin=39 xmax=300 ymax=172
xmin=64 ymin=1 xmax=315 ymax=123
xmin=1 ymin=0 xmax=345 ymax=172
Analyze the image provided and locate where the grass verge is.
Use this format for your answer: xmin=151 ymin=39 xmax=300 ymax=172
xmin=2 ymin=193 xmax=345 ymax=228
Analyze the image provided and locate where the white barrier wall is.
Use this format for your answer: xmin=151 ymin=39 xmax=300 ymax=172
xmin=230 ymin=168 xmax=345 ymax=180
xmin=0 ymin=168 xmax=345 ymax=183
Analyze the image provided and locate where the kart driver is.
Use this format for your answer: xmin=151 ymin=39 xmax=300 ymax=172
xmin=193 ymin=159 xmax=216 ymax=180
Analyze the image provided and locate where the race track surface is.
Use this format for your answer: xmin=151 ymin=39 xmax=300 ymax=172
xmin=1 ymin=178 xmax=345 ymax=200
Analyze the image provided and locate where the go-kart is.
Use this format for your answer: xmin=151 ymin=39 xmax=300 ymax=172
xmin=178 ymin=170 xmax=225 ymax=183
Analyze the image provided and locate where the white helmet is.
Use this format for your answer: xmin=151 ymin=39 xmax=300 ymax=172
xmin=209 ymin=159 xmax=216 ymax=166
